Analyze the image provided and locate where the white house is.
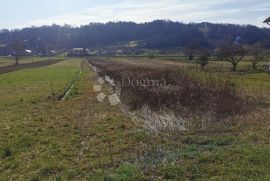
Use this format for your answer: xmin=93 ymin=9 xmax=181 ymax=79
xmin=70 ymin=48 xmax=84 ymax=56
xmin=25 ymin=49 xmax=32 ymax=55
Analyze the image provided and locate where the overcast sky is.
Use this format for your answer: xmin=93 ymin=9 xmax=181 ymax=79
xmin=0 ymin=0 xmax=269 ymax=29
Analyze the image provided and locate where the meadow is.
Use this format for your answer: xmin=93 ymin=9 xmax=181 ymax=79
xmin=87 ymin=57 xmax=270 ymax=179
xmin=0 ymin=56 xmax=65 ymax=68
xmin=0 ymin=56 xmax=269 ymax=180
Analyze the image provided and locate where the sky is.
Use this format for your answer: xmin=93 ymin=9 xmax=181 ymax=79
xmin=0 ymin=0 xmax=269 ymax=29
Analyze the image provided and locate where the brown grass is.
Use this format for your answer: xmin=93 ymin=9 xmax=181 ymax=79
xmin=88 ymin=58 xmax=256 ymax=122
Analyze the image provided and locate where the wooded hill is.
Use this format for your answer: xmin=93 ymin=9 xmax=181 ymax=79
xmin=0 ymin=20 xmax=270 ymax=55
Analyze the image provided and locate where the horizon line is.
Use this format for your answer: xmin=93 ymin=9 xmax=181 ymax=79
xmin=1 ymin=19 xmax=269 ymax=31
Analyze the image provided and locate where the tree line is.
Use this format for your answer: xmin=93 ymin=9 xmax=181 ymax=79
xmin=195 ymin=42 xmax=266 ymax=71
xmin=0 ymin=20 xmax=270 ymax=55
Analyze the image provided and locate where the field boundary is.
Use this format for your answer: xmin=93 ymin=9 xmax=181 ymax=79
xmin=61 ymin=70 xmax=82 ymax=101
xmin=0 ymin=59 xmax=66 ymax=74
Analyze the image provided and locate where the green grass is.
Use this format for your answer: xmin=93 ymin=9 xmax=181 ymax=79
xmin=0 ymin=60 xmax=142 ymax=180
xmin=0 ymin=58 xmax=269 ymax=180
xmin=0 ymin=56 xmax=65 ymax=67
xmin=156 ymin=144 xmax=270 ymax=180
xmin=0 ymin=59 xmax=81 ymax=108
xmin=107 ymin=56 xmax=270 ymax=93
xmin=153 ymin=56 xmax=270 ymax=93
xmin=0 ymin=59 xmax=84 ymax=180
xmin=204 ymin=59 xmax=269 ymax=71
xmin=187 ymin=68 xmax=270 ymax=94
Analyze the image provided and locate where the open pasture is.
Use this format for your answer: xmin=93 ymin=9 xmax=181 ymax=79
xmin=0 ymin=57 xmax=269 ymax=180
xmin=0 ymin=59 xmax=81 ymax=108
xmin=0 ymin=56 xmax=65 ymax=68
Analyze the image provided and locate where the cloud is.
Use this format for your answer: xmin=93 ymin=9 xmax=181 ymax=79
xmin=250 ymin=4 xmax=270 ymax=12
xmin=21 ymin=0 xmax=267 ymax=28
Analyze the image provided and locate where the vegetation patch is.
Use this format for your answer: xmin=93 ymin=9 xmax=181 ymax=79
xmin=88 ymin=58 xmax=257 ymax=126
xmin=0 ymin=57 xmax=269 ymax=180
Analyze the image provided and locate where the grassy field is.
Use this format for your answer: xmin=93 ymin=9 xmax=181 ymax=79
xmin=0 ymin=59 xmax=80 ymax=108
xmin=87 ymin=57 xmax=270 ymax=180
xmin=0 ymin=59 xmax=142 ymax=180
xmin=153 ymin=55 xmax=270 ymax=75
xmin=0 ymin=56 xmax=65 ymax=67
xmin=0 ymin=57 xmax=270 ymax=180
xmin=96 ymin=57 xmax=270 ymax=93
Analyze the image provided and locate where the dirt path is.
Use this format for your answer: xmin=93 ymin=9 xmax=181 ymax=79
xmin=0 ymin=59 xmax=66 ymax=74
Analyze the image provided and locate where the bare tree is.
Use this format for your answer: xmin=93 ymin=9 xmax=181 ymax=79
xmin=198 ymin=49 xmax=210 ymax=70
xmin=12 ymin=40 xmax=24 ymax=66
xmin=250 ymin=44 xmax=264 ymax=70
xmin=184 ymin=40 xmax=199 ymax=61
xmin=219 ymin=42 xmax=245 ymax=71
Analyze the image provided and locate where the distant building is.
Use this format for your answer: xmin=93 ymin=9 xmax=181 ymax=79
xmin=25 ymin=49 xmax=33 ymax=56
xmin=69 ymin=48 xmax=85 ymax=56
xmin=50 ymin=50 xmax=57 ymax=55
xmin=116 ymin=50 xmax=124 ymax=55
xmin=87 ymin=49 xmax=97 ymax=56
xmin=264 ymin=17 xmax=270 ymax=25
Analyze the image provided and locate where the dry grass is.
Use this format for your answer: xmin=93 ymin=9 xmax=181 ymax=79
xmin=88 ymin=58 xmax=256 ymax=126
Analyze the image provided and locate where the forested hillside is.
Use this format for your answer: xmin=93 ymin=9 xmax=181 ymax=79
xmin=0 ymin=20 xmax=270 ymax=55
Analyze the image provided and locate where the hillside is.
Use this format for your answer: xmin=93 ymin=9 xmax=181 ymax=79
xmin=1 ymin=20 xmax=270 ymax=55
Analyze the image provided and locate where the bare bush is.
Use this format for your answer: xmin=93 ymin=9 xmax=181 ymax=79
xmin=219 ymin=42 xmax=245 ymax=71
xmin=184 ymin=40 xmax=199 ymax=61
xmin=198 ymin=49 xmax=210 ymax=70
xmin=249 ymin=43 xmax=265 ymax=70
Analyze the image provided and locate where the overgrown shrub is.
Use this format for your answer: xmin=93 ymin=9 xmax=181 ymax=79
xmin=88 ymin=59 xmax=254 ymax=121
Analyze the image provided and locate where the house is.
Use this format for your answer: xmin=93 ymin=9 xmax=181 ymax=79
xmin=50 ymin=50 xmax=57 ymax=55
xmin=263 ymin=17 xmax=270 ymax=25
xmin=25 ymin=49 xmax=33 ymax=56
xmin=116 ymin=50 xmax=124 ymax=55
xmin=70 ymin=48 xmax=85 ymax=56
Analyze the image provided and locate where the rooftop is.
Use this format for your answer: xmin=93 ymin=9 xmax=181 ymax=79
xmin=263 ymin=17 xmax=270 ymax=24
